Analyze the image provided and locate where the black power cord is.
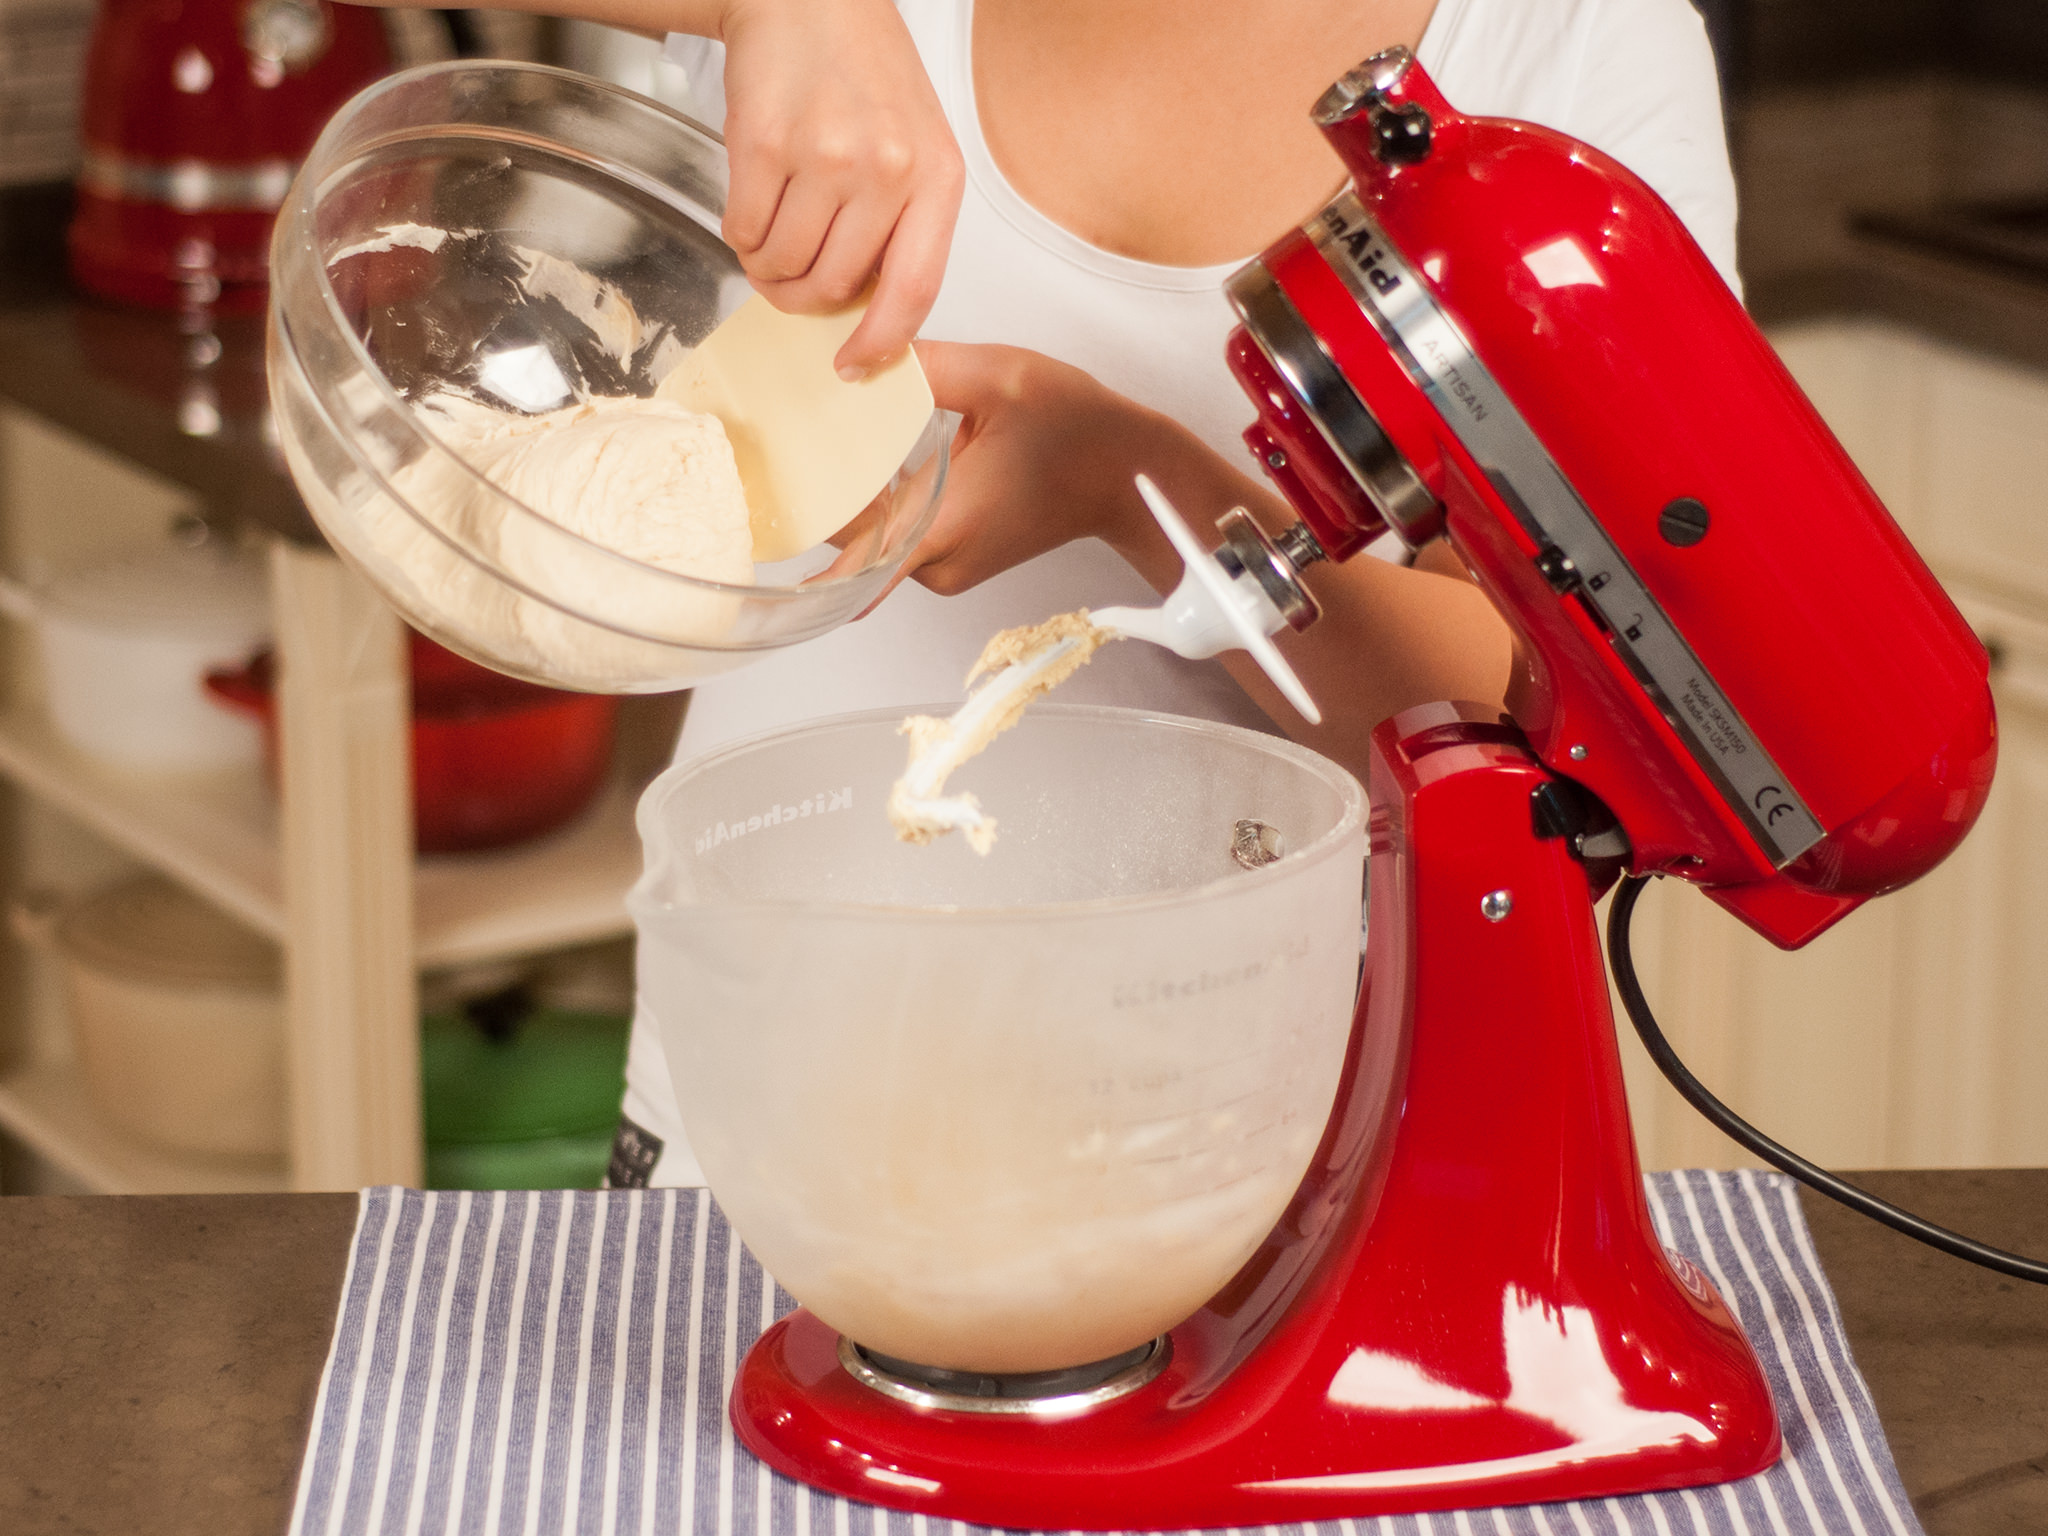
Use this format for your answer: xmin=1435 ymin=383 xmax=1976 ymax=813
xmin=1607 ymin=873 xmax=2048 ymax=1285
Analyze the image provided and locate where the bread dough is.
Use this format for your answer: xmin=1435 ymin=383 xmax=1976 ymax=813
xmin=888 ymin=610 xmax=1114 ymax=853
xmin=327 ymin=392 xmax=758 ymax=690
xmin=296 ymin=231 xmax=776 ymax=690
xmin=421 ymin=393 xmax=753 ymax=584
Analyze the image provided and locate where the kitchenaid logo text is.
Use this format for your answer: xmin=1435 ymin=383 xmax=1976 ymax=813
xmin=695 ymin=788 xmax=851 ymax=853
xmin=1111 ymin=935 xmax=1312 ymax=1009
xmin=1320 ymin=206 xmax=1404 ymax=299
xmin=1319 ymin=204 xmax=1490 ymax=425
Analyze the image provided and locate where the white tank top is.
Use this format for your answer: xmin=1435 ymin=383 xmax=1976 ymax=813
xmin=624 ymin=0 xmax=1738 ymax=1184
xmin=658 ymin=0 xmax=1739 ymax=762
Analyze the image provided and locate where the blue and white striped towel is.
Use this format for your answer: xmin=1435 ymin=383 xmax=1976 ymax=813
xmin=286 ymin=1171 xmax=1924 ymax=1536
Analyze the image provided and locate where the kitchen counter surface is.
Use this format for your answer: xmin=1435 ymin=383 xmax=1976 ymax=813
xmin=0 ymin=1170 xmax=2041 ymax=1536
xmin=1731 ymin=76 xmax=2048 ymax=375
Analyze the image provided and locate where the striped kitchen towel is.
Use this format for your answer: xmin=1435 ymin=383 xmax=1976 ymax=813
xmin=286 ymin=1171 xmax=1924 ymax=1536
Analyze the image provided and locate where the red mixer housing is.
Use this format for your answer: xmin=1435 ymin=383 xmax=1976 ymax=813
xmin=1228 ymin=51 xmax=1994 ymax=948
xmin=69 ymin=0 xmax=388 ymax=311
xmin=731 ymin=47 xmax=1996 ymax=1526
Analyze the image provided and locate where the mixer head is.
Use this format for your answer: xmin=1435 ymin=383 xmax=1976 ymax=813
xmin=1214 ymin=47 xmax=1996 ymax=948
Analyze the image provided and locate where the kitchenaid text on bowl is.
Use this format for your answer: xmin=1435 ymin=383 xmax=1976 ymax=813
xmin=695 ymin=787 xmax=852 ymax=854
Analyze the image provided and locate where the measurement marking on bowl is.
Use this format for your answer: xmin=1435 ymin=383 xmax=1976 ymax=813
xmin=1129 ymin=1148 xmax=1281 ymax=1170
xmin=1110 ymin=935 xmax=1314 ymax=1009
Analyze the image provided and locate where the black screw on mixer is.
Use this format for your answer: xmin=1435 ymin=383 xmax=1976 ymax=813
xmin=1658 ymin=497 xmax=1711 ymax=547
xmin=1371 ymin=102 xmax=1433 ymax=164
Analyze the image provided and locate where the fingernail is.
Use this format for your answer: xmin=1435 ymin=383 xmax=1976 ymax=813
xmin=836 ymin=364 xmax=868 ymax=383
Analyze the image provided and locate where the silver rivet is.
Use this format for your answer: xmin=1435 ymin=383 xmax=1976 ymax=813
xmin=1480 ymin=889 xmax=1513 ymax=922
xmin=1267 ymin=450 xmax=1288 ymax=469
xmin=1568 ymin=744 xmax=1588 ymax=761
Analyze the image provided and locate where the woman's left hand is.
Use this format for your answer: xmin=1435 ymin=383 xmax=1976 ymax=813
xmin=848 ymin=340 xmax=1190 ymax=602
xmin=825 ymin=340 xmax=1515 ymax=775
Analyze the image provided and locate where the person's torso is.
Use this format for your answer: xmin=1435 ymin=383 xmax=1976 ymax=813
xmin=664 ymin=0 xmax=1735 ymax=758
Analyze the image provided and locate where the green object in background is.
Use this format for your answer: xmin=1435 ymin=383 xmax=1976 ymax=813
xmin=425 ymin=1131 xmax=617 ymax=1193
xmin=420 ymin=991 xmax=629 ymax=1191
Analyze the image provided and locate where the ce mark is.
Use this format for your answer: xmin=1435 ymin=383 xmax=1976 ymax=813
xmin=1754 ymin=785 xmax=1798 ymax=825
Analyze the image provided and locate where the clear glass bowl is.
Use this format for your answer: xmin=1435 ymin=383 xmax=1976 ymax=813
xmin=632 ymin=705 xmax=1368 ymax=1374
xmin=267 ymin=62 xmax=949 ymax=693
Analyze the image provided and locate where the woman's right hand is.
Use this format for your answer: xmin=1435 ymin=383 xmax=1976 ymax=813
xmin=342 ymin=0 xmax=961 ymax=374
xmin=717 ymin=0 xmax=963 ymax=378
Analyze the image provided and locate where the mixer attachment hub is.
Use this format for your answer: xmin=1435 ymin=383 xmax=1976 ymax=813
xmin=837 ymin=1336 xmax=1170 ymax=1416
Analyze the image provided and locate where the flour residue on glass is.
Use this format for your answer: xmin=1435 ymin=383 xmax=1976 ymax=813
xmin=510 ymin=246 xmax=649 ymax=368
xmin=330 ymin=221 xmax=468 ymax=262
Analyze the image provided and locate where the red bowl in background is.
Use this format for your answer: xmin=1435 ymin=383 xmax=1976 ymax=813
xmin=207 ymin=632 xmax=620 ymax=853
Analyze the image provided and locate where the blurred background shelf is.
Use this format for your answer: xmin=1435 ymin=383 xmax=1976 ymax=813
xmin=0 ymin=1060 xmax=286 ymax=1194
xmin=0 ymin=702 xmax=643 ymax=970
xmin=0 ymin=704 xmax=281 ymax=939
xmin=415 ymin=778 xmax=642 ymax=968
xmin=0 ymin=333 xmax=671 ymax=1194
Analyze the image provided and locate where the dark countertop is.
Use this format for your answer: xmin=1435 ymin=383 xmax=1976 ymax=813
xmin=1701 ymin=0 xmax=2048 ymax=100
xmin=1805 ymin=1171 xmax=2048 ymax=1535
xmin=0 ymin=1191 xmax=359 ymax=1535
xmin=0 ymin=182 xmax=319 ymax=544
xmin=0 ymin=1170 xmax=2042 ymax=1536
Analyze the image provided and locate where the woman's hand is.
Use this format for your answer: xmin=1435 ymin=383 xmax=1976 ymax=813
xmin=885 ymin=341 xmax=1180 ymax=598
xmin=343 ymin=0 xmax=962 ymax=374
xmin=719 ymin=0 xmax=963 ymax=377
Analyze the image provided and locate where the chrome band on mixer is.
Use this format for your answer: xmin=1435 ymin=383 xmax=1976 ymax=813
xmin=1304 ymin=190 xmax=1825 ymax=868
xmin=77 ymin=148 xmax=296 ymax=212
xmin=1224 ymin=263 xmax=1440 ymax=544
xmin=837 ymin=1335 xmax=1171 ymax=1417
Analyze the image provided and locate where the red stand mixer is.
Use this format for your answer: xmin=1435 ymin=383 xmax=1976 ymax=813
xmin=729 ymin=47 xmax=1997 ymax=1525
xmin=69 ymin=0 xmax=387 ymax=310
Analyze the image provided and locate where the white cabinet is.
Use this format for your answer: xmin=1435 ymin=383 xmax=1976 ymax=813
xmin=0 ymin=405 xmax=655 ymax=1193
xmin=1919 ymin=348 xmax=2048 ymax=605
xmin=1619 ymin=319 xmax=2048 ymax=1172
xmin=1889 ymin=592 xmax=2048 ymax=1166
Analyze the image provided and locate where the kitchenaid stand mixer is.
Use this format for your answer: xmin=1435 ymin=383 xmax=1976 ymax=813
xmin=717 ymin=46 xmax=1998 ymax=1526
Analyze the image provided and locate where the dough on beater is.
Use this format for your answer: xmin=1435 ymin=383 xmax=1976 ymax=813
xmin=889 ymin=610 xmax=1114 ymax=854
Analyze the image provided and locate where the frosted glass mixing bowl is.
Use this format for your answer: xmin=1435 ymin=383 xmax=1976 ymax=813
xmin=268 ymin=63 xmax=948 ymax=692
xmin=632 ymin=705 xmax=1367 ymax=1375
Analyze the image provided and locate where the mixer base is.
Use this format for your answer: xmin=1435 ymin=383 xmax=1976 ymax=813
xmin=730 ymin=706 xmax=1780 ymax=1526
